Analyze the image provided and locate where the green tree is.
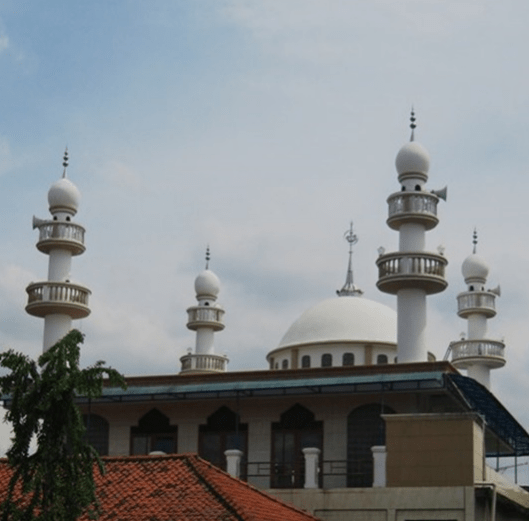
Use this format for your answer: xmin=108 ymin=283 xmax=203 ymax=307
xmin=0 ymin=330 xmax=126 ymax=521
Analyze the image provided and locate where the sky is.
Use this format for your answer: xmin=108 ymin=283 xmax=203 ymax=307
xmin=0 ymin=0 xmax=529 ymax=477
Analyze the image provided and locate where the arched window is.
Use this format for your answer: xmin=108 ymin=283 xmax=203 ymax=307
xmin=377 ymin=354 xmax=388 ymax=365
xmin=321 ymin=353 xmax=332 ymax=367
xmin=301 ymin=355 xmax=311 ymax=368
xmin=83 ymin=414 xmax=109 ymax=456
xmin=131 ymin=408 xmax=177 ymax=455
xmin=199 ymin=407 xmax=247 ymax=479
xmin=343 ymin=353 xmax=355 ymax=366
xmin=347 ymin=404 xmax=394 ymax=487
xmin=272 ymin=404 xmax=323 ymax=488
xmin=282 ymin=359 xmax=289 ymax=369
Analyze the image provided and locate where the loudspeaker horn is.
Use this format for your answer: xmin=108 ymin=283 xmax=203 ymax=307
xmin=431 ymin=186 xmax=448 ymax=201
xmin=490 ymin=285 xmax=501 ymax=297
xmin=32 ymin=216 xmax=46 ymax=229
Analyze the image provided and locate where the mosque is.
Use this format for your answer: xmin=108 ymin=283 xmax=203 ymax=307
xmin=14 ymin=116 xmax=529 ymax=520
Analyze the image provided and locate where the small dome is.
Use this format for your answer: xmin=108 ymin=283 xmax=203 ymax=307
xmin=276 ymin=296 xmax=396 ymax=349
xmin=195 ymin=269 xmax=220 ymax=298
xmin=395 ymin=141 xmax=430 ymax=176
xmin=48 ymin=177 xmax=81 ymax=214
xmin=462 ymin=253 xmax=490 ymax=283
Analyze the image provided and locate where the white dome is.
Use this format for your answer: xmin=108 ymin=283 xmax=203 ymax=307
xmin=395 ymin=141 xmax=430 ymax=176
xmin=462 ymin=253 xmax=490 ymax=283
xmin=48 ymin=177 xmax=80 ymax=214
xmin=195 ymin=269 xmax=220 ymax=298
xmin=277 ymin=296 xmax=396 ymax=349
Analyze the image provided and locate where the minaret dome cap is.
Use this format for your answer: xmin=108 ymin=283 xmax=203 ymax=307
xmin=462 ymin=253 xmax=490 ymax=284
xmin=48 ymin=177 xmax=81 ymax=215
xmin=395 ymin=141 xmax=430 ymax=177
xmin=195 ymin=269 xmax=220 ymax=298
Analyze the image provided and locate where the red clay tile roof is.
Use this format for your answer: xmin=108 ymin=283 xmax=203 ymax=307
xmin=0 ymin=454 xmax=321 ymax=521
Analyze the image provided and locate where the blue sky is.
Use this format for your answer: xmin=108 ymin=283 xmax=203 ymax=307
xmin=1 ymin=1 xmax=529 ymax=478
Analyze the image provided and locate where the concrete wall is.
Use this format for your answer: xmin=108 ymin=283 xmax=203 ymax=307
xmin=385 ymin=413 xmax=484 ymax=487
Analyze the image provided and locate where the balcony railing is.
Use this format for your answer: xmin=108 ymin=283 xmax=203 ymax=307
xmin=457 ymin=292 xmax=496 ymax=318
xmin=34 ymin=221 xmax=86 ymax=255
xmin=450 ymin=339 xmax=505 ymax=367
xmin=26 ymin=281 xmax=91 ymax=319
xmin=180 ymin=353 xmax=228 ymax=373
xmin=376 ymin=252 xmax=448 ymax=294
xmin=387 ymin=192 xmax=439 ymax=230
xmin=187 ymin=306 xmax=225 ymax=331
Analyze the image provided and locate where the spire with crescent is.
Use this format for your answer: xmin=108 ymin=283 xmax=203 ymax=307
xmin=337 ymin=222 xmax=363 ymax=297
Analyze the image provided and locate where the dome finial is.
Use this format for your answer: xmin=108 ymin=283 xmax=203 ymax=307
xmin=62 ymin=147 xmax=69 ymax=178
xmin=472 ymin=228 xmax=478 ymax=254
xmin=337 ymin=222 xmax=363 ymax=297
xmin=205 ymin=245 xmax=211 ymax=269
xmin=409 ymin=107 xmax=416 ymax=142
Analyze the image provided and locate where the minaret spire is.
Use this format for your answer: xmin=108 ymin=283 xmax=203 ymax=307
xmin=410 ymin=108 xmax=416 ymax=142
xmin=449 ymin=233 xmax=505 ymax=389
xmin=376 ymin=115 xmax=448 ymax=363
xmin=337 ymin=222 xmax=363 ymax=296
xmin=180 ymin=256 xmax=228 ymax=374
xmin=26 ymin=150 xmax=91 ymax=352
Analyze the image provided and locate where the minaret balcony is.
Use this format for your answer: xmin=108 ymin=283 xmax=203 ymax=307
xmin=34 ymin=221 xmax=86 ymax=255
xmin=457 ymin=291 xmax=497 ymax=319
xmin=187 ymin=306 xmax=225 ymax=332
xmin=376 ymin=251 xmax=448 ymax=295
xmin=386 ymin=192 xmax=439 ymax=230
xmin=450 ymin=339 xmax=505 ymax=369
xmin=26 ymin=281 xmax=91 ymax=319
xmin=180 ymin=353 xmax=228 ymax=374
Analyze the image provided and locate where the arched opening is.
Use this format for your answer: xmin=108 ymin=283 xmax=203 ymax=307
xmin=83 ymin=414 xmax=109 ymax=456
xmin=415 ymin=184 xmax=421 ymax=191
xmin=282 ymin=359 xmax=289 ymax=369
xmin=343 ymin=353 xmax=355 ymax=366
xmin=199 ymin=406 xmax=247 ymax=479
xmin=301 ymin=355 xmax=311 ymax=368
xmin=347 ymin=404 xmax=394 ymax=487
xmin=130 ymin=408 xmax=177 ymax=455
xmin=272 ymin=404 xmax=323 ymax=488
xmin=377 ymin=354 xmax=388 ymax=365
xmin=321 ymin=353 xmax=332 ymax=367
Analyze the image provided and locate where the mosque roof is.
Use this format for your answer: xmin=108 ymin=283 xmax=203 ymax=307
xmin=0 ymin=454 xmax=320 ymax=521
xmin=275 ymin=295 xmax=397 ymax=350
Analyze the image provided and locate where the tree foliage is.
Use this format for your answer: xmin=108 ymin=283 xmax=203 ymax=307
xmin=0 ymin=330 xmax=126 ymax=521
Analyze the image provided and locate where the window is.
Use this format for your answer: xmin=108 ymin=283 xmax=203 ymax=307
xmin=282 ymin=359 xmax=289 ymax=369
xmin=377 ymin=354 xmax=388 ymax=365
xmin=301 ymin=355 xmax=311 ymax=368
xmin=199 ymin=407 xmax=247 ymax=479
xmin=321 ymin=353 xmax=332 ymax=367
xmin=347 ymin=404 xmax=394 ymax=487
xmin=342 ymin=353 xmax=355 ymax=366
xmin=272 ymin=404 xmax=323 ymax=488
xmin=83 ymin=414 xmax=109 ymax=456
xmin=130 ymin=408 xmax=177 ymax=455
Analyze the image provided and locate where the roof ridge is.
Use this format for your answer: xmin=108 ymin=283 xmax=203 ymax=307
xmin=187 ymin=455 xmax=320 ymax=520
xmin=184 ymin=454 xmax=246 ymax=521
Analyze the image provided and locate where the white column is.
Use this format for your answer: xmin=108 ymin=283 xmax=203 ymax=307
xmin=43 ymin=314 xmax=72 ymax=351
xmin=225 ymin=449 xmax=243 ymax=479
xmin=196 ymin=327 xmax=215 ymax=354
xmin=302 ymin=447 xmax=321 ymax=489
xmin=397 ymin=288 xmax=427 ymax=362
xmin=468 ymin=364 xmax=490 ymax=390
xmin=371 ymin=446 xmax=387 ymax=487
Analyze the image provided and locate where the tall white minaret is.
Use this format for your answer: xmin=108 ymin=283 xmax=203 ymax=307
xmin=25 ymin=150 xmax=91 ymax=352
xmin=377 ymin=111 xmax=448 ymax=363
xmin=450 ymin=231 xmax=504 ymax=389
xmin=180 ymin=248 xmax=228 ymax=373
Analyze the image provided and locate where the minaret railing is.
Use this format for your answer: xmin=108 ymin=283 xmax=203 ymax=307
xmin=26 ymin=281 xmax=91 ymax=319
xmin=180 ymin=353 xmax=228 ymax=373
xmin=34 ymin=221 xmax=86 ymax=254
xmin=187 ymin=306 xmax=225 ymax=330
xmin=457 ymin=292 xmax=496 ymax=317
xmin=387 ymin=192 xmax=439 ymax=230
xmin=450 ymin=339 xmax=505 ymax=361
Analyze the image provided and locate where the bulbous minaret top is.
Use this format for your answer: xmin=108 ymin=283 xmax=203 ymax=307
xmin=180 ymin=248 xmax=228 ymax=374
xmin=450 ymin=230 xmax=505 ymax=389
xmin=26 ymin=149 xmax=91 ymax=352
